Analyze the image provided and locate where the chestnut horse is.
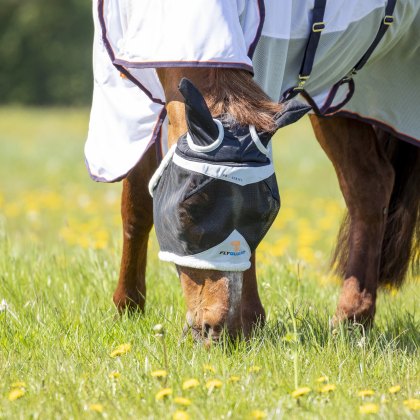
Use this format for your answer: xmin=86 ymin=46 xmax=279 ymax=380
xmin=112 ymin=66 xmax=419 ymax=341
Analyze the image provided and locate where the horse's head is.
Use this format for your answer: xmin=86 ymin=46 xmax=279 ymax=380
xmin=150 ymin=78 xmax=309 ymax=342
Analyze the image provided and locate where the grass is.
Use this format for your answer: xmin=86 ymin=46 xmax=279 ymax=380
xmin=0 ymin=107 xmax=418 ymax=419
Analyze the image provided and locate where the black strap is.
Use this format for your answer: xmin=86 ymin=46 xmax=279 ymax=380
xmin=282 ymin=0 xmax=397 ymax=112
xmin=353 ymin=0 xmax=397 ymax=73
xmin=282 ymin=0 xmax=326 ymax=100
xmin=318 ymin=0 xmax=397 ymax=115
xmin=300 ymin=0 xmax=327 ymax=78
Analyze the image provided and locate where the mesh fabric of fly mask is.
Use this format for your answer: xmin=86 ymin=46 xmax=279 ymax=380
xmin=149 ymin=78 xmax=310 ymax=271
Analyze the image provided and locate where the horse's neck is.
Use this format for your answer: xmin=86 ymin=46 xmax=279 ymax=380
xmin=206 ymin=69 xmax=282 ymax=132
xmin=158 ymin=68 xmax=283 ymax=147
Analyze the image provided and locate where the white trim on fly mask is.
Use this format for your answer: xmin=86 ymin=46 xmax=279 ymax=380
xmin=186 ymin=119 xmax=224 ymax=153
xmin=158 ymin=229 xmax=252 ymax=271
xmin=148 ymin=144 xmax=177 ymax=197
xmin=249 ymin=125 xmax=270 ymax=156
xmin=172 ymin=152 xmax=274 ymax=186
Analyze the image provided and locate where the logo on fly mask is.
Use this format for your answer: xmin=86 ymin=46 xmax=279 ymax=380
xmin=149 ymin=78 xmax=310 ymax=271
xmin=219 ymin=241 xmax=246 ymax=257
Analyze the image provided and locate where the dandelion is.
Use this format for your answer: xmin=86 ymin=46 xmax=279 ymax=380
xmin=108 ymin=371 xmax=120 ymax=379
xmin=316 ymin=376 xmax=328 ymax=383
xmin=93 ymin=230 xmax=108 ymax=249
xmin=89 ymin=404 xmax=104 ymax=413
xmin=319 ymin=384 xmax=336 ymax=393
xmin=359 ymin=403 xmax=379 ymax=414
xmin=251 ymin=410 xmax=267 ymax=419
xmin=151 ymin=370 xmax=168 ymax=378
xmin=228 ymin=376 xmax=240 ymax=383
xmin=182 ymin=379 xmax=200 ymax=390
xmin=403 ymin=399 xmax=420 ymax=411
xmin=155 ymin=388 xmax=172 ymax=401
xmin=291 ymin=387 xmax=311 ymax=398
xmin=358 ymin=390 xmax=375 ymax=397
xmin=282 ymin=332 xmax=298 ymax=343
xmin=11 ymin=381 xmax=26 ymax=388
xmin=384 ymin=284 xmax=398 ymax=297
xmin=203 ymin=364 xmax=216 ymax=373
xmin=8 ymin=388 xmax=25 ymax=401
xmin=174 ymin=397 xmax=192 ymax=406
xmin=388 ymin=385 xmax=401 ymax=394
xmin=173 ymin=410 xmax=190 ymax=420
xmin=110 ymin=343 xmax=131 ymax=358
xmin=206 ymin=379 xmax=223 ymax=391
xmin=249 ymin=366 xmax=261 ymax=373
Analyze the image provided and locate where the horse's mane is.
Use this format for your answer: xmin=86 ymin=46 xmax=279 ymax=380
xmin=205 ymin=69 xmax=283 ymax=133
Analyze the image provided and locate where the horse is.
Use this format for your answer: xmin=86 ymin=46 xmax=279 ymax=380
xmin=87 ymin=0 xmax=420 ymax=342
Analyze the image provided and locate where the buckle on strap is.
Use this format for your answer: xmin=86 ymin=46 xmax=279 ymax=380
xmin=342 ymin=68 xmax=358 ymax=83
xmin=384 ymin=15 xmax=394 ymax=25
xmin=312 ymin=22 xmax=325 ymax=32
xmin=293 ymin=75 xmax=309 ymax=91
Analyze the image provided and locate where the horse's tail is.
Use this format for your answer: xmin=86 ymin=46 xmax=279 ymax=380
xmin=332 ymin=133 xmax=420 ymax=288
xmin=379 ymin=136 xmax=420 ymax=287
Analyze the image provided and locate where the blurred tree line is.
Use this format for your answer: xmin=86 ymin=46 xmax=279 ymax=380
xmin=0 ymin=0 xmax=93 ymax=105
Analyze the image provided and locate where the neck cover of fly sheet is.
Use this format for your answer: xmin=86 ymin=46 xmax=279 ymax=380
xmin=149 ymin=79 xmax=310 ymax=271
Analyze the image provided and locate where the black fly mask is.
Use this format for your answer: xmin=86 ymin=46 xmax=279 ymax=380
xmin=149 ymin=78 xmax=309 ymax=271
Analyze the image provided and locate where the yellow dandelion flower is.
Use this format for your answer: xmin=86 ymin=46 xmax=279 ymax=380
xmin=251 ymin=410 xmax=267 ymax=419
xmin=206 ymin=379 xmax=223 ymax=390
xmin=282 ymin=332 xmax=298 ymax=343
xmin=384 ymin=284 xmax=398 ymax=296
xmin=203 ymin=364 xmax=216 ymax=373
xmin=151 ymin=370 xmax=168 ymax=378
xmin=173 ymin=410 xmax=190 ymax=420
xmin=182 ymin=379 xmax=200 ymax=390
xmin=89 ymin=404 xmax=104 ymax=413
xmin=228 ymin=376 xmax=241 ymax=383
xmin=359 ymin=403 xmax=379 ymax=414
xmin=110 ymin=343 xmax=131 ymax=358
xmin=249 ymin=366 xmax=261 ymax=373
xmin=358 ymin=390 xmax=375 ymax=397
xmin=403 ymin=399 xmax=420 ymax=411
xmin=388 ymin=385 xmax=401 ymax=394
xmin=8 ymin=388 xmax=25 ymax=401
xmin=108 ymin=371 xmax=120 ymax=379
xmin=174 ymin=397 xmax=192 ymax=406
xmin=319 ymin=384 xmax=336 ymax=393
xmin=291 ymin=387 xmax=311 ymax=398
xmin=11 ymin=381 xmax=26 ymax=388
xmin=155 ymin=388 xmax=172 ymax=401
xmin=316 ymin=376 xmax=328 ymax=383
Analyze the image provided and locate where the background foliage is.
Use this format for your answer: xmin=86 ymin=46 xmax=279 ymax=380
xmin=0 ymin=0 xmax=93 ymax=105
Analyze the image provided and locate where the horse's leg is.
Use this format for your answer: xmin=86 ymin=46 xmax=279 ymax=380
xmin=113 ymin=144 xmax=157 ymax=312
xmin=310 ymin=116 xmax=395 ymax=325
xmin=241 ymin=254 xmax=265 ymax=336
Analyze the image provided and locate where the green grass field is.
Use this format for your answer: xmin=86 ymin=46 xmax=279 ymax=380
xmin=0 ymin=108 xmax=418 ymax=419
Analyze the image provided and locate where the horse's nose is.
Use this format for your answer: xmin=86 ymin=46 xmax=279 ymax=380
xmin=202 ymin=321 xmax=224 ymax=341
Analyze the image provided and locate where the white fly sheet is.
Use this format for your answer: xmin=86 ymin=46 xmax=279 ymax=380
xmin=86 ymin=0 xmax=420 ymax=182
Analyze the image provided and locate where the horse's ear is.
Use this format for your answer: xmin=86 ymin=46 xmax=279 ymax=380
xmin=274 ymin=99 xmax=312 ymax=130
xmin=178 ymin=78 xmax=219 ymax=146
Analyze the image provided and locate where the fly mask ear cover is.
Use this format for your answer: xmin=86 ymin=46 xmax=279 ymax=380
xmin=149 ymin=78 xmax=310 ymax=271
